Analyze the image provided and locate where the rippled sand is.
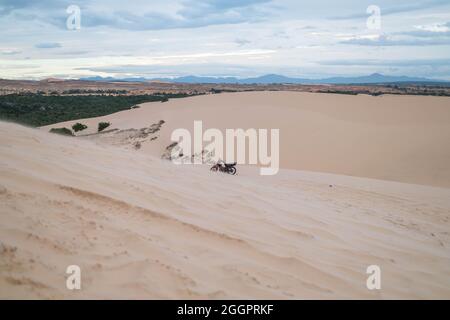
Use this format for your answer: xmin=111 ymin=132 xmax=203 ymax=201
xmin=2 ymin=120 xmax=450 ymax=299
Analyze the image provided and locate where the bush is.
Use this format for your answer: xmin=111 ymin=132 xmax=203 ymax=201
xmin=72 ymin=122 xmax=88 ymax=132
xmin=0 ymin=93 xmax=195 ymax=127
xmin=49 ymin=127 xmax=74 ymax=136
xmin=98 ymin=122 xmax=111 ymax=132
xmin=161 ymin=97 xmax=169 ymax=103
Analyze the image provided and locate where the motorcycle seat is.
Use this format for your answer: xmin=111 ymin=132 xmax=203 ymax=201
xmin=225 ymin=162 xmax=237 ymax=167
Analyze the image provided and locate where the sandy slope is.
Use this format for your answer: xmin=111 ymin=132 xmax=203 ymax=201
xmin=43 ymin=91 xmax=450 ymax=188
xmin=1 ymin=121 xmax=450 ymax=299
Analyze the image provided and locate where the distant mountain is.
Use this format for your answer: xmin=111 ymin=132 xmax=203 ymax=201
xmin=319 ymin=73 xmax=438 ymax=85
xmin=150 ymin=74 xmax=311 ymax=84
xmin=241 ymin=74 xmax=313 ymax=84
xmin=164 ymin=75 xmax=240 ymax=84
xmin=80 ymin=73 xmax=448 ymax=85
xmin=80 ymin=76 xmax=149 ymax=82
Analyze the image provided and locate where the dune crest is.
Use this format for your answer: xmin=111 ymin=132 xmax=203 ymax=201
xmin=43 ymin=91 xmax=450 ymax=188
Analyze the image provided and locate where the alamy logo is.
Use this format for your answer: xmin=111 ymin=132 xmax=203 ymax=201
xmin=66 ymin=5 xmax=81 ymax=30
xmin=66 ymin=265 xmax=81 ymax=290
xmin=366 ymin=5 xmax=381 ymax=30
xmin=366 ymin=265 xmax=381 ymax=290
xmin=170 ymin=121 xmax=280 ymax=175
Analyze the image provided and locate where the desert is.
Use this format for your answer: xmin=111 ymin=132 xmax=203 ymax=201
xmin=1 ymin=91 xmax=450 ymax=299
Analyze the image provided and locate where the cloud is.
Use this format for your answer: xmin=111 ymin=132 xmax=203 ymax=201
xmin=75 ymin=62 xmax=272 ymax=78
xmin=80 ymin=1 xmax=273 ymax=30
xmin=397 ymin=22 xmax=450 ymax=38
xmin=235 ymin=38 xmax=252 ymax=46
xmin=0 ymin=63 xmax=39 ymax=69
xmin=0 ymin=0 xmax=36 ymax=15
xmin=300 ymin=26 xmax=317 ymax=30
xmin=400 ymin=30 xmax=450 ymax=38
xmin=339 ymin=21 xmax=450 ymax=47
xmin=1 ymin=49 xmax=22 ymax=55
xmin=178 ymin=0 xmax=272 ymax=18
xmin=35 ymin=42 xmax=62 ymax=49
xmin=416 ymin=22 xmax=450 ymax=33
xmin=55 ymin=50 xmax=91 ymax=56
xmin=340 ymin=34 xmax=450 ymax=46
xmin=81 ymin=11 xmax=177 ymax=30
xmin=329 ymin=0 xmax=449 ymax=20
xmin=319 ymin=58 xmax=450 ymax=67
xmin=0 ymin=0 xmax=78 ymax=16
xmin=1 ymin=0 xmax=275 ymax=31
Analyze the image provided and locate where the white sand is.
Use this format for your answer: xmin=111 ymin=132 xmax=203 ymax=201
xmin=2 ymin=118 xmax=450 ymax=299
xmin=43 ymin=91 xmax=450 ymax=188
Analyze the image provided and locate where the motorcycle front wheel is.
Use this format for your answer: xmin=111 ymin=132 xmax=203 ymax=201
xmin=228 ymin=167 xmax=237 ymax=175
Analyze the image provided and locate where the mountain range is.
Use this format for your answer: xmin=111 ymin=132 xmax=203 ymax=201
xmin=80 ymin=73 xmax=449 ymax=85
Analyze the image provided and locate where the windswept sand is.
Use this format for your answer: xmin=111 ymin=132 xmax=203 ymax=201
xmin=44 ymin=91 xmax=450 ymax=188
xmin=1 ymin=121 xmax=450 ymax=299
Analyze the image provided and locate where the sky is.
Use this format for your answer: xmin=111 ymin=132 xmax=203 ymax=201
xmin=1 ymin=0 xmax=450 ymax=80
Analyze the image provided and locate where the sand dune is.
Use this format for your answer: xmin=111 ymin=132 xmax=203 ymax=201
xmin=43 ymin=91 xmax=450 ymax=188
xmin=1 ymin=121 xmax=450 ymax=299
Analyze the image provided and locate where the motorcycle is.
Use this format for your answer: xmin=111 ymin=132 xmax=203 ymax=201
xmin=210 ymin=161 xmax=237 ymax=175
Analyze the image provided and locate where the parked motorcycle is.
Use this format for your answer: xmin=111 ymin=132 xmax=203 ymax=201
xmin=210 ymin=160 xmax=237 ymax=175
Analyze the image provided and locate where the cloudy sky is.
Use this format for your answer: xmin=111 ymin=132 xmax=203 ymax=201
xmin=1 ymin=0 xmax=450 ymax=80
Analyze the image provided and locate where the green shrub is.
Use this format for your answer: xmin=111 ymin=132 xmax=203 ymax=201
xmin=0 ymin=93 xmax=196 ymax=127
xmin=98 ymin=122 xmax=111 ymax=132
xmin=49 ymin=127 xmax=74 ymax=136
xmin=72 ymin=122 xmax=88 ymax=132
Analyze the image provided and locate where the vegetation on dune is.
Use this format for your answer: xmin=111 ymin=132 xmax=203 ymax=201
xmin=61 ymin=89 xmax=128 ymax=95
xmin=0 ymin=93 xmax=195 ymax=127
xmin=72 ymin=122 xmax=88 ymax=132
xmin=98 ymin=122 xmax=111 ymax=132
xmin=49 ymin=127 xmax=74 ymax=136
xmin=318 ymin=90 xmax=358 ymax=95
xmin=210 ymin=88 xmax=238 ymax=94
